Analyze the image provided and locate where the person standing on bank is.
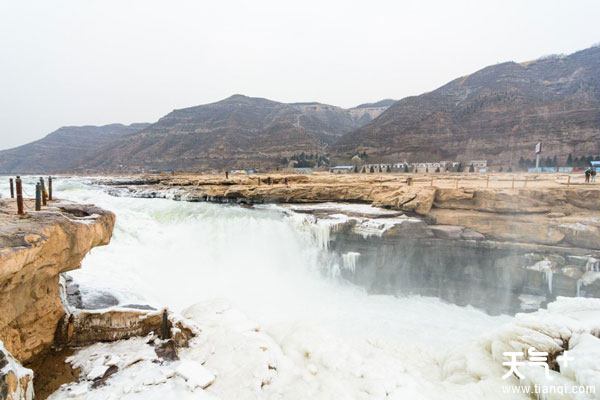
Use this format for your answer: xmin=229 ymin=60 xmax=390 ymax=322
xmin=585 ymin=168 xmax=591 ymax=183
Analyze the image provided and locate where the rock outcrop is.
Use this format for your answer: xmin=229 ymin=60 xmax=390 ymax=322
xmin=0 ymin=199 xmax=115 ymax=363
xmin=53 ymin=307 xmax=192 ymax=350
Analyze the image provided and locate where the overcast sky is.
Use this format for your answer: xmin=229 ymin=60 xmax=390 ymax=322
xmin=0 ymin=0 xmax=598 ymax=150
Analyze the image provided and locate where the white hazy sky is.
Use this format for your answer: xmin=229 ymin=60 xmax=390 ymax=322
xmin=0 ymin=0 xmax=598 ymax=150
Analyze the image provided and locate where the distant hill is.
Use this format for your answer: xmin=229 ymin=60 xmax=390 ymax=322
xmin=0 ymin=123 xmax=149 ymax=174
xmin=332 ymin=46 xmax=600 ymax=166
xmin=78 ymin=95 xmax=393 ymax=172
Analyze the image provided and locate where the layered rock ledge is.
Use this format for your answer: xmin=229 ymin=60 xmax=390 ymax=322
xmin=99 ymin=172 xmax=600 ymax=250
xmin=0 ymin=199 xmax=115 ymax=364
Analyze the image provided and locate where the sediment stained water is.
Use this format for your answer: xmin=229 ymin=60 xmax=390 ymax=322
xmin=0 ymin=177 xmax=524 ymax=398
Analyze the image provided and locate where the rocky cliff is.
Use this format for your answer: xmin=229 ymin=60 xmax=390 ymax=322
xmin=0 ymin=124 xmax=149 ymax=174
xmin=0 ymin=199 xmax=115 ymax=363
xmin=332 ymin=46 xmax=600 ymax=165
xmin=325 ymin=211 xmax=600 ymax=314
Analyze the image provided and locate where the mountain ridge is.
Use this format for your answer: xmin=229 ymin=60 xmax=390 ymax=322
xmin=75 ymin=95 xmax=392 ymax=172
xmin=332 ymin=46 xmax=600 ymax=165
xmin=0 ymin=123 xmax=150 ymax=174
xmin=2 ymin=45 xmax=598 ymax=173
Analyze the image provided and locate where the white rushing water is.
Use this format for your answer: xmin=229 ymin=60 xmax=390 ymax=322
xmin=1 ymin=177 xmax=599 ymax=399
xmin=41 ymin=179 xmax=508 ymax=344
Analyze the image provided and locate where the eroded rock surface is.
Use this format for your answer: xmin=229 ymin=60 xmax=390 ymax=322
xmin=0 ymin=199 xmax=115 ymax=363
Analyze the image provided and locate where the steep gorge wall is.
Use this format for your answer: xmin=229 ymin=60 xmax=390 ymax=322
xmin=329 ymin=223 xmax=600 ymax=315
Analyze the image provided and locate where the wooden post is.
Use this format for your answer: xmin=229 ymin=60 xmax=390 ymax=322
xmin=486 ymin=175 xmax=490 ymax=188
xmin=9 ymin=178 xmax=14 ymax=198
xmin=48 ymin=176 xmax=53 ymax=200
xmin=567 ymin=175 xmax=571 ymax=187
xmin=512 ymin=176 xmax=515 ymax=189
xmin=40 ymin=177 xmax=47 ymax=206
xmin=455 ymin=178 xmax=458 ymax=189
xmin=430 ymin=177 xmax=434 ymax=187
xmin=16 ymin=176 xmax=24 ymax=215
xmin=161 ymin=309 xmax=169 ymax=340
xmin=35 ymin=183 xmax=41 ymax=211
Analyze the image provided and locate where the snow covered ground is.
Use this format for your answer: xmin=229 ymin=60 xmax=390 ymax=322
xmin=48 ymin=297 xmax=600 ymax=400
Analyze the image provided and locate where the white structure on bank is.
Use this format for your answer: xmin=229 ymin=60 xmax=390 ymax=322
xmin=358 ymin=159 xmax=488 ymax=172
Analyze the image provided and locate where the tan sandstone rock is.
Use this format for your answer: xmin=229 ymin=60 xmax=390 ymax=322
xmin=0 ymin=199 xmax=115 ymax=363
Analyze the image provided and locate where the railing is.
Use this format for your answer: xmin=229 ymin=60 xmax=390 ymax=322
xmin=6 ymin=176 xmax=54 ymax=215
xmin=397 ymin=173 xmax=593 ymax=189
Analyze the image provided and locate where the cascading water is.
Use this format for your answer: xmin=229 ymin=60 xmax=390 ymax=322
xmin=342 ymin=251 xmax=360 ymax=273
xmin=546 ymin=270 xmax=554 ymax=294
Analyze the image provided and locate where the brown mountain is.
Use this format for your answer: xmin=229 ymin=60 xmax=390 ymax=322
xmin=0 ymin=123 xmax=149 ymax=174
xmin=332 ymin=46 xmax=600 ymax=166
xmin=79 ymin=95 xmax=391 ymax=172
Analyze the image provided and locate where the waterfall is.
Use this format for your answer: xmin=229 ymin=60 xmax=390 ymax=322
xmin=545 ymin=269 xmax=553 ymax=294
xmin=529 ymin=259 xmax=554 ymax=294
xmin=285 ymin=211 xmax=347 ymax=250
xmin=586 ymin=257 xmax=599 ymax=272
xmin=341 ymin=252 xmax=360 ymax=273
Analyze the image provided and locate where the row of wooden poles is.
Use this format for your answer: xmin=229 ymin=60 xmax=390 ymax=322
xmin=407 ymin=174 xmax=573 ymax=188
xmin=8 ymin=176 xmax=53 ymax=215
